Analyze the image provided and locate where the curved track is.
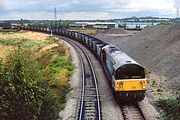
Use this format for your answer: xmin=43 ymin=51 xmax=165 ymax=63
xmin=60 ymin=36 xmax=146 ymax=120
xmin=61 ymin=37 xmax=101 ymax=120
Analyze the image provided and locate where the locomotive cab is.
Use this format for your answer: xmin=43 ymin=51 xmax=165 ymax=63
xmin=113 ymin=63 xmax=147 ymax=101
xmin=102 ymin=45 xmax=147 ymax=101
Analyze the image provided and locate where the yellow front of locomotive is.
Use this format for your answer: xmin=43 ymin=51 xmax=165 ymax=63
xmin=115 ymin=79 xmax=147 ymax=91
xmin=113 ymin=63 xmax=147 ymax=101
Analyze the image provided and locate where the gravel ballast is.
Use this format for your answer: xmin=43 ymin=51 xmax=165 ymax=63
xmin=59 ymin=40 xmax=81 ymax=120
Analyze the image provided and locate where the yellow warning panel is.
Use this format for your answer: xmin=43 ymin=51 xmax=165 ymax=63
xmin=115 ymin=79 xmax=147 ymax=91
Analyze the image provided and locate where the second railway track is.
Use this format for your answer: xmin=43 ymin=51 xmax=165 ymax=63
xmin=120 ymin=103 xmax=146 ymax=120
xmin=61 ymin=37 xmax=101 ymax=120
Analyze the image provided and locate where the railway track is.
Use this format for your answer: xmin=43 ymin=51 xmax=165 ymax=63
xmin=59 ymin=36 xmax=146 ymax=120
xmin=120 ymin=103 xmax=145 ymax=120
xmin=61 ymin=37 xmax=101 ymax=120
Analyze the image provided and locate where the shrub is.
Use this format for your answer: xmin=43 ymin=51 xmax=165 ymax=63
xmin=0 ymin=49 xmax=45 ymax=120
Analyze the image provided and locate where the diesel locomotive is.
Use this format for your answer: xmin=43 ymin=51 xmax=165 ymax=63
xmin=20 ymin=26 xmax=147 ymax=101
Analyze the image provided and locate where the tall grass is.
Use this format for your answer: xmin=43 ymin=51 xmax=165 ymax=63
xmin=0 ymin=38 xmax=54 ymax=50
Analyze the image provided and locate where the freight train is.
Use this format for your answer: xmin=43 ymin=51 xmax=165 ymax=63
xmin=20 ymin=26 xmax=147 ymax=101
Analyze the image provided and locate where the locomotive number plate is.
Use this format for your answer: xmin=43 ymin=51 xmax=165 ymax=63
xmin=131 ymin=86 xmax=137 ymax=89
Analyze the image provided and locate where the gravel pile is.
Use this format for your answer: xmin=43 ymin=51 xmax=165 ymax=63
xmin=103 ymin=28 xmax=128 ymax=34
xmin=96 ymin=24 xmax=180 ymax=97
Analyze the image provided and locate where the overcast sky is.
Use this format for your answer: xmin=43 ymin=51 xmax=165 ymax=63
xmin=0 ymin=0 xmax=180 ymax=20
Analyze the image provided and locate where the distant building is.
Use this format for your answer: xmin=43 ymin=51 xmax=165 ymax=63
xmin=138 ymin=18 xmax=170 ymax=22
xmin=119 ymin=17 xmax=171 ymax=22
xmin=70 ymin=22 xmax=117 ymax=29
xmin=118 ymin=22 xmax=158 ymax=29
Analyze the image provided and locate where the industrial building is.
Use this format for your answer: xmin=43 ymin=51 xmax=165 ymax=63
xmin=70 ymin=22 xmax=117 ymax=29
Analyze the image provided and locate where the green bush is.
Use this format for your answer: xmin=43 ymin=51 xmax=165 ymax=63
xmin=49 ymin=58 xmax=74 ymax=78
xmin=0 ymin=48 xmax=73 ymax=120
xmin=0 ymin=49 xmax=44 ymax=119
xmin=155 ymin=96 xmax=180 ymax=120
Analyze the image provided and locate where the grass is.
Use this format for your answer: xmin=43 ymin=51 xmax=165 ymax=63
xmin=0 ymin=31 xmax=49 ymax=41
xmin=0 ymin=31 xmax=56 ymax=55
xmin=0 ymin=45 xmax=14 ymax=58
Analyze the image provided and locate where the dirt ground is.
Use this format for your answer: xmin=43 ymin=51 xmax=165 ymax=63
xmin=95 ymin=25 xmax=180 ymax=100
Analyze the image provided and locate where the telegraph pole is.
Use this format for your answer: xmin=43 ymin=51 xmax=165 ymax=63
xmin=54 ymin=7 xmax=57 ymax=29
xmin=50 ymin=7 xmax=57 ymax=36
xmin=54 ymin=7 xmax=57 ymax=20
xmin=177 ymin=7 xmax=179 ymax=18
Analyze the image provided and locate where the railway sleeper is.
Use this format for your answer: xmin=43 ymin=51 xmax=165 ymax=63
xmin=85 ymin=109 xmax=96 ymax=113
xmin=84 ymin=98 xmax=97 ymax=102
xmin=84 ymin=115 xmax=95 ymax=120
xmin=84 ymin=91 xmax=96 ymax=94
xmin=85 ymin=85 xmax=95 ymax=88
xmin=85 ymin=112 xmax=95 ymax=116
xmin=84 ymin=87 xmax=96 ymax=90
xmin=85 ymin=82 xmax=94 ymax=86
xmin=84 ymin=94 xmax=97 ymax=97
xmin=85 ymin=105 xmax=96 ymax=108
xmin=84 ymin=97 xmax=97 ymax=100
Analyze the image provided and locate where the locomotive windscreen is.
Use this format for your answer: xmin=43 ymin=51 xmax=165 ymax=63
xmin=115 ymin=64 xmax=145 ymax=79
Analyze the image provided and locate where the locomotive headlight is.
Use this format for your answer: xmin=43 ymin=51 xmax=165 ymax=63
xmin=119 ymin=82 xmax=123 ymax=88
xmin=140 ymin=81 xmax=146 ymax=89
xmin=116 ymin=82 xmax=123 ymax=90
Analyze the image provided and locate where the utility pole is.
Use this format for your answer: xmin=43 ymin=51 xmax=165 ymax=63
xmin=54 ymin=7 xmax=58 ymax=29
xmin=54 ymin=7 xmax=57 ymax=21
xmin=50 ymin=20 xmax=53 ymax=36
xmin=177 ymin=7 xmax=179 ymax=18
xmin=50 ymin=7 xmax=57 ymax=37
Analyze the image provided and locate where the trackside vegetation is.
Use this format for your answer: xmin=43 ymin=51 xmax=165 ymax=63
xmin=155 ymin=96 xmax=180 ymax=120
xmin=0 ymin=31 xmax=74 ymax=120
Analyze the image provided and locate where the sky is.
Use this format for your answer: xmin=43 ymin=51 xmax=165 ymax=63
xmin=0 ymin=0 xmax=180 ymax=20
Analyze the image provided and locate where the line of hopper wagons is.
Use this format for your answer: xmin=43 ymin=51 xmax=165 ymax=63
xmin=19 ymin=26 xmax=147 ymax=102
